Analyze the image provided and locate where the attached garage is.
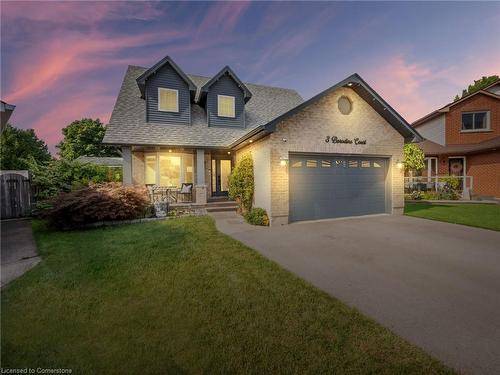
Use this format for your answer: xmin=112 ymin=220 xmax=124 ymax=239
xmin=289 ymin=154 xmax=388 ymax=222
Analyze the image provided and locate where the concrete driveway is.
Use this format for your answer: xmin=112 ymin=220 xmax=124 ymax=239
xmin=212 ymin=212 xmax=500 ymax=375
xmin=1 ymin=219 xmax=40 ymax=288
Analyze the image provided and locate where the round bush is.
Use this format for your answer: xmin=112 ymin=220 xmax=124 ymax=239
xmin=43 ymin=183 xmax=150 ymax=229
xmin=244 ymin=207 xmax=269 ymax=226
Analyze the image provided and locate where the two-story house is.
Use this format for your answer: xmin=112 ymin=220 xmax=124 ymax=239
xmin=412 ymin=80 xmax=500 ymax=198
xmin=103 ymin=55 xmax=421 ymax=224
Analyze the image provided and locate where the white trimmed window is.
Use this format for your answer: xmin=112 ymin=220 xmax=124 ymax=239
xmin=158 ymin=88 xmax=179 ymax=112
xmin=144 ymin=152 xmax=193 ymax=187
xmin=461 ymin=111 xmax=490 ymax=132
xmin=217 ymin=95 xmax=235 ymax=117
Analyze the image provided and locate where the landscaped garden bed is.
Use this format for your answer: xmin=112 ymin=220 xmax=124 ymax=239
xmin=1 ymin=217 xmax=452 ymax=374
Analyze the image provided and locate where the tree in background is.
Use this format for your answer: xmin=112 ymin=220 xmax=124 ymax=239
xmin=453 ymin=75 xmax=499 ymax=101
xmin=403 ymin=143 xmax=425 ymax=175
xmin=0 ymin=124 xmax=52 ymax=170
xmin=56 ymin=118 xmax=120 ymax=160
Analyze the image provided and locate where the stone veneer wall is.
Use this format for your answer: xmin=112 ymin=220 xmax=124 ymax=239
xmin=268 ymin=87 xmax=405 ymax=224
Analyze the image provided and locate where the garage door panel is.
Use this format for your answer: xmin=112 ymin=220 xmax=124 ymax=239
xmin=289 ymin=155 xmax=387 ymax=222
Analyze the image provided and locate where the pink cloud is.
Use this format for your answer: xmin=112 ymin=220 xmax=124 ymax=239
xmin=4 ymin=30 xmax=182 ymax=103
xmin=364 ymin=53 xmax=500 ymax=122
xmin=364 ymin=55 xmax=433 ymax=121
xmin=30 ymin=92 xmax=115 ymax=152
xmin=195 ymin=2 xmax=251 ymax=38
xmin=1 ymin=1 xmax=161 ymax=25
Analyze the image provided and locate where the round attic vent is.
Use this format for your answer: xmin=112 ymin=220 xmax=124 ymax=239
xmin=338 ymin=96 xmax=352 ymax=115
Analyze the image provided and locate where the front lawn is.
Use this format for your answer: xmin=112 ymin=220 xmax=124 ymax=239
xmin=405 ymin=203 xmax=500 ymax=231
xmin=2 ymin=217 xmax=452 ymax=374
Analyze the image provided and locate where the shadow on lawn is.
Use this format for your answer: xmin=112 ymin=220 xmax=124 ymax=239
xmin=404 ymin=203 xmax=454 ymax=214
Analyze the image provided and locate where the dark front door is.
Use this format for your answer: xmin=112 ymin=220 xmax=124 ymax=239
xmin=289 ymin=154 xmax=388 ymax=222
xmin=211 ymin=157 xmax=232 ymax=196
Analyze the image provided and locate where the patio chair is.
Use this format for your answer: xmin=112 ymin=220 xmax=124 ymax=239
xmin=177 ymin=183 xmax=193 ymax=203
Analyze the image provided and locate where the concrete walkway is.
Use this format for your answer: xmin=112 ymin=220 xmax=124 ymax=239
xmin=1 ymin=219 xmax=40 ymax=288
xmin=211 ymin=212 xmax=500 ymax=375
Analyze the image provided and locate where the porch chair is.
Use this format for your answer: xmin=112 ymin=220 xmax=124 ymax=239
xmin=177 ymin=183 xmax=194 ymax=203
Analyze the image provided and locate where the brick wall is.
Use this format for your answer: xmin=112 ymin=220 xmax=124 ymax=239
xmin=467 ymin=152 xmax=500 ymax=197
xmin=446 ymin=93 xmax=499 ymax=145
xmin=268 ymin=87 xmax=405 ymax=223
xmin=235 ymin=138 xmax=272 ymax=214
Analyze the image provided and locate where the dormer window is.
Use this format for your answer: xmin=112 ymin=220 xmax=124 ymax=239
xmin=217 ymin=95 xmax=235 ymax=118
xmin=158 ymin=88 xmax=178 ymax=112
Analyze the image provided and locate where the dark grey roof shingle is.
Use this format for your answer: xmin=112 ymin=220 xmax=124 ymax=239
xmin=103 ymin=66 xmax=303 ymax=147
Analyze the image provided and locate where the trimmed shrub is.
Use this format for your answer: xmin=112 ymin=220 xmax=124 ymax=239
xmin=43 ymin=183 xmax=150 ymax=229
xmin=244 ymin=208 xmax=269 ymax=226
xmin=228 ymin=154 xmax=254 ymax=212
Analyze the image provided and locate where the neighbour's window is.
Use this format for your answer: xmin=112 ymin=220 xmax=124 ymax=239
xmin=291 ymin=161 xmax=302 ymax=168
xmin=321 ymin=160 xmax=331 ymax=167
xmin=348 ymin=160 xmax=358 ymax=168
xmin=461 ymin=111 xmax=489 ymax=131
xmin=373 ymin=162 xmax=382 ymax=168
xmin=158 ymin=88 xmax=179 ymax=112
xmin=361 ymin=161 xmax=370 ymax=168
xmin=218 ymin=95 xmax=235 ymax=117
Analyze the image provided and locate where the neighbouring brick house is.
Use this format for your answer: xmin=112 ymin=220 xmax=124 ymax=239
xmin=103 ymin=55 xmax=421 ymax=224
xmin=412 ymin=80 xmax=500 ymax=198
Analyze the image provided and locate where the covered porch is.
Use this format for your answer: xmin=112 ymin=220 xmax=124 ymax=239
xmin=121 ymin=146 xmax=234 ymax=204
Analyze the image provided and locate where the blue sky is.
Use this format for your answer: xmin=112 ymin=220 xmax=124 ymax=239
xmin=2 ymin=1 xmax=499 ymax=152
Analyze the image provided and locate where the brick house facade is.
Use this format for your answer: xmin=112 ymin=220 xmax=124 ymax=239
xmin=413 ymin=82 xmax=500 ymax=198
xmin=104 ymin=55 xmax=421 ymax=224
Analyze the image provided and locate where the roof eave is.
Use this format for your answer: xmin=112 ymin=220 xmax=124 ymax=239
xmin=200 ymin=66 xmax=253 ymax=103
xmin=135 ymin=56 xmax=197 ymax=98
xmin=260 ymin=73 xmax=422 ymax=143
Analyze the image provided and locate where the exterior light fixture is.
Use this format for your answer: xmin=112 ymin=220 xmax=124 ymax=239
xmin=227 ymin=151 xmax=231 ymax=155
xmin=396 ymin=161 xmax=404 ymax=169
xmin=168 ymin=149 xmax=172 ymax=153
xmin=249 ymin=140 xmax=253 ymax=143
xmin=347 ymin=82 xmax=353 ymax=87
xmin=279 ymin=157 xmax=288 ymax=166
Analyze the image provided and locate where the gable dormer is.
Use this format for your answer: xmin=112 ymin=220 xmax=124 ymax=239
xmin=136 ymin=56 xmax=196 ymax=125
xmin=199 ymin=66 xmax=252 ymax=128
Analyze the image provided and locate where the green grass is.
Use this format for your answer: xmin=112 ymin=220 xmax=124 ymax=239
xmin=1 ymin=217 xmax=452 ymax=374
xmin=405 ymin=203 xmax=500 ymax=231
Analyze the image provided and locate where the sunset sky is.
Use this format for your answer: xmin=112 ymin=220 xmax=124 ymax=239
xmin=1 ymin=1 xmax=499 ymax=153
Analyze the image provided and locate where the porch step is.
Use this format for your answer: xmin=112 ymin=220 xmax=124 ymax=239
xmin=205 ymin=201 xmax=238 ymax=213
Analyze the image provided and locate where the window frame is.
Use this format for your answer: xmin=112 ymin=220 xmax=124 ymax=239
xmin=460 ymin=111 xmax=490 ymax=132
xmin=158 ymin=88 xmax=179 ymax=113
xmin=144 ymin=151 xmax=194 ymax=187
xmin=217 ymin=95 xmax=236 ymax=118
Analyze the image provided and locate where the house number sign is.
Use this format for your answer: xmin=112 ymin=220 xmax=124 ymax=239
xmin=325 ymin=135 xmax=367 ymax=145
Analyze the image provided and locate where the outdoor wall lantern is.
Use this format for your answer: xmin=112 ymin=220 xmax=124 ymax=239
xmin=396 ymin=160 xmax=404 ymax=169
xmin=279 ymin=157 xmax=288 ymax=166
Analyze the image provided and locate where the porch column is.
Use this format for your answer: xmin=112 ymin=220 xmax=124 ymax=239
xmin=195 ymin=149 xmax=207 ymax=204
xmin=122 ymin=146 xmax=132 ymax=185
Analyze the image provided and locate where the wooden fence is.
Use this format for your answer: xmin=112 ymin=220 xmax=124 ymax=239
xmin=1 ymin=172 xmax=32 ymax=219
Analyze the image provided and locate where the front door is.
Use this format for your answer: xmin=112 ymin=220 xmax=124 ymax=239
xmin=449 ymin=157 xmax=465 ymax=189
xmin=211 ymin=157 xmax=232 ymax=196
